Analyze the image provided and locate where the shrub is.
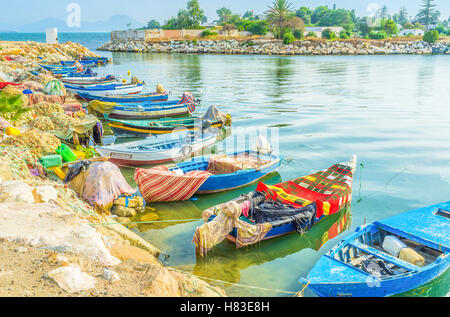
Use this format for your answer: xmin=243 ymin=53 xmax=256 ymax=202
xmin=201 ymin=30 xmax=218 ymax=37
xmin=339 ymin=31 xmax=349 ymax=39
xmin=283 ymin=32 xmax=296 ymax=44
xmin=245 ymin=20 xmax=269 ymax=36
xmin=306 ymin=31 xmax=317 ymax=38
xmin=369 ymin=30 xmax=387 ymax=39
xmin=321 ymin=28 xmax=336 ymax=39
xmin=293 ymin=29 xmax=304 ymax=40
xmin=423 ymin=30 xmax=439 ymax=44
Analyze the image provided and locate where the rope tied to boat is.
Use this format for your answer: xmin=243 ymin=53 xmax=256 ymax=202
xmin=167 ymin=267 xmax=304 ymax=297
xmin=89 ymin=218 xmax=203 ymax=226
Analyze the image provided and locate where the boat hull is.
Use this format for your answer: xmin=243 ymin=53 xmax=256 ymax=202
xmin=109 ymin=104 xmax=190 ymax=120
xmin=302 ymin=257 xmax=448 ymax=297
xmin=109 ymin=120 xmax=224 ymax=137
xmin=196 ymin=156 xmax=281 ymax=194
xmin=300 ymin=202 xmax=450 ymax=297
xmin=96 ymin=134 xmax=217 ymax=167
xmin=66 ymin=84 xmax=144 ymax=96
xmin=76 ymin=92 xmax=169 ymax=103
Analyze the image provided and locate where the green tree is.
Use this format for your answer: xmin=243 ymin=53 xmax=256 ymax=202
xmin=296 ymin=7 xmax=312 ymax=25
xmin=384 ymin=19 xmax=398 ymax=36
xmin=398 ymin=6 xmax=409 ymax=26
xmin=357 ymin=17 xmax=371 ymax=36
xmin=380 ymin=5 xmax=389 ymax=19
xmin=265 ymin=0 xmax=296 ymax=38
xmin=415 ymin=0 xmax=440 ymax=29
xmin=311 ymin=6 xmax=329 ymax=24
xmin=243 ymin=10 xmax=255 ymax=20
xmin=321 ymin=28 xmax=336 ymax=39
xmin=163 ymin=0 xmax=206 ymax=29
xmin=423 ymin=30 xmax=439 ymax=43
xmin=216 ymin=7 xmax=232 ymax=24
xmin=146 ymin=19 xmax=161 ymax=29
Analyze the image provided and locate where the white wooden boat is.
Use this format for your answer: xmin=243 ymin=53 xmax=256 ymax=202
xmin=96 ymin=130 xmax=218 ymax=166
xmin=65 ymin=83 xmax=143 ymax=96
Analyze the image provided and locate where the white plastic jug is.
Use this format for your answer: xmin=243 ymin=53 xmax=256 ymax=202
xmin=382 ymin=235 xmax=407 ymax=257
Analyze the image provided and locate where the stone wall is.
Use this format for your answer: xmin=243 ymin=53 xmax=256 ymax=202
xmin=110 ymin=28 xmax=265 ymax=42
xmin=99 ymin=39 xmax=450 ymax=55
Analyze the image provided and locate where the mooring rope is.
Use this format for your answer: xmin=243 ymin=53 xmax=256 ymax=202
xmin=89 ymin=218 xmax=203 ymax=226
xmin=168 ymin=267 xmax=306 ymax=297
xmin=353 ymin=162 xmax=408 ymax=205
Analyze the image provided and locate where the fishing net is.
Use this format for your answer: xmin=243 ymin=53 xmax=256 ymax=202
xmin=30 ymin=116 xmax=55 ymax=131
xmin=32 ymin=102 xmax=64 ymax=116
xmin=1 ymin=129 xmax=61 ymax=158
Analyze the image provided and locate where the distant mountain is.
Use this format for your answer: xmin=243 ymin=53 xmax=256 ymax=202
xmin=10 ymin=15 xmax=144 ymax=33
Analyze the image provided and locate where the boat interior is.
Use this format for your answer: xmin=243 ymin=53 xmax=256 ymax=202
xmin=332 ymin=226 xmax=444 ymax=278
xmin=173 ymin=152 xmax=275 ymax=175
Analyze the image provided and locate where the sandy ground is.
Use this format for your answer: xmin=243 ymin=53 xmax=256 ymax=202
xmin=0 ymin=239 xmax=160 ymax=297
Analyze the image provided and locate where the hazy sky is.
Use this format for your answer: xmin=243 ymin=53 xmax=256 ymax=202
xmin=2 ymin=0 xmax=449 ymax=25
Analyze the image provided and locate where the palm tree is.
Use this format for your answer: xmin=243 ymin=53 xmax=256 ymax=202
xmin=266 ymin=0 xmax=295 ymax=38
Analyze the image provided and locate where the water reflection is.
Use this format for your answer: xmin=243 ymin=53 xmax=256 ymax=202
xmin=192 ymin=207 xmax=352 ymax=283
xmin=136 ymin=200 xmax=203 ymax=231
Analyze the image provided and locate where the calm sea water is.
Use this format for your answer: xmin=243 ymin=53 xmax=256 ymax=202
xmin=3 ymin=33 xmax=449 ymax=297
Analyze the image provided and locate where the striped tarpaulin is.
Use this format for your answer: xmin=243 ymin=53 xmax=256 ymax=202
xmin=134 ymin=166 xmax=212 ymax=202
xmin=177 ymin=92 xmax=196 ymax=113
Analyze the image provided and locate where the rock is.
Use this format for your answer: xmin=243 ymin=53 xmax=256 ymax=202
xmin=34 ymin=185 xmax=58 ymax=203
xmin=111 ymin=205 xmax=138 ymax=217
xmin=14 ymin=246 xmax=28 ymax=253
xmin=48 ymin=264 xmax=97 ymax=294
xmin=0 ymin=180 xmax=35 ymax=203
xmin=109 ymin=244 xmax=160 ymax=265
xmin=0 ymin=202 xmax=121 ymax=266
xmin=102 ymin=268 xmax=120 ymax=283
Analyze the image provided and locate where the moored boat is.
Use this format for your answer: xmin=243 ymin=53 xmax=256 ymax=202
xmin=96 ymin=130 xmax=218 ymax=166
xmin=134 ymin=150 xmax=282 ymax=202
xmin=192 ymin=156 xmax=357 ymax=256
xmin=104 ymin=105 xmax=231 ymax=137
xmin=64 ymin=83 xmax=144 ymax=96
xmin=298 ymin=202 xmax=450 ymax=297
xmin=76 ymin=91 xmax=169 ymax=103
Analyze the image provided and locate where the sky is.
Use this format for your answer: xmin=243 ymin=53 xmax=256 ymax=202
xmin=1 ymin=0 xmax=449 ymax=26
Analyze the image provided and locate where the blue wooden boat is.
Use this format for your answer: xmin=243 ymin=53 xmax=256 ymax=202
xmin=77 ymin=91 xmax=169 ymax=103
xmin=170 ymin=151 xmax=282 ymax=194
xmin=194 ymin=157 xmax=357 ymax=253
xmin=39 ymin=63 xmax=77 ymax=72
xmin=63 ymin=68 xmax=98 ymax=78
xmin=60 ymin=60 xmax=97 ymax=67
xmin=298 ymin=202 xmax=450 ymax=297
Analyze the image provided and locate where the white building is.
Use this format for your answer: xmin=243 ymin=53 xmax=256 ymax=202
xmin=46 ymin=28 xmax=58 ymax=44
xmin=305 ymin=26 xmax=344 ymax=38
xmin=399 ymin=29 xmax=424 ymax=36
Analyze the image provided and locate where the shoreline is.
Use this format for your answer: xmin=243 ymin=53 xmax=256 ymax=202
xmin=0 ymin=40 xmax=226 ymax=297
xmin=98 ymin=38 xmax=450 ymax=56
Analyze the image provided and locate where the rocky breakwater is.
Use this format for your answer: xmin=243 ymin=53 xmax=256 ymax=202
xmin=99 ymin=39 xmax=450 ymax=55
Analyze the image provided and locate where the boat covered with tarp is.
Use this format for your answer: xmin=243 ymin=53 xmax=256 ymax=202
xmin=135 ymin=149 xmax=281 ymax=203
xmin=192 ymin=156 xmax=357 ymax=256
xmin=298 ymin=201 xmax=450 ymax=297
xmin=88 ymin=92 xmax=198 ymax=120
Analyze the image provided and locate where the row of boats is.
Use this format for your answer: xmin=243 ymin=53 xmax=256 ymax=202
xmin=40 ymin=58 xmax=449 ymax=297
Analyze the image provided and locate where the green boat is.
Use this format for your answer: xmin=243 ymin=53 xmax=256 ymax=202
xmin=106 ymin=105 xmax=232 ymax=137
